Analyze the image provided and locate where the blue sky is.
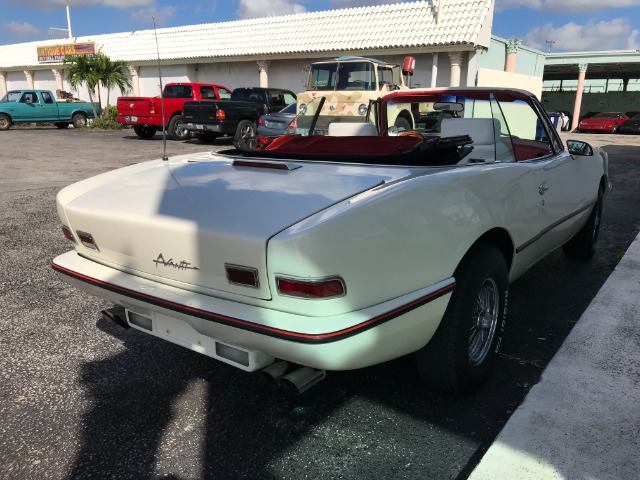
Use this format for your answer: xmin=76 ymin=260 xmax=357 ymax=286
xmin=1 ymin=0 xmax=639 ymax=52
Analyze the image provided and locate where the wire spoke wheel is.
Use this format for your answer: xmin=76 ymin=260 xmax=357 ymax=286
xmin=468 ymin=278 xmax=499 ymax=366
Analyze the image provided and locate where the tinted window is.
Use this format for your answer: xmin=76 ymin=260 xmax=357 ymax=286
xmin=163 ymin=85 xmax=193 ymax=98
xmin=20 ymin=92 xmax=37 ymax=103
xmin=199 ymin=86 xmax=215 ymax=99
xmin=41 ymin=91 xmax=53 ymax=104
xmin=232 ymin=89 xmax=265 ymax=102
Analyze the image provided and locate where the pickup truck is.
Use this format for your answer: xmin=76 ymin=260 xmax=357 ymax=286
xmin=0 ymin=90 xmax=99 ymax=131
xmin=116 ymin=82 xmax=232 ymax=140
xmin=181 ymin=87 xmax=296 ymax=145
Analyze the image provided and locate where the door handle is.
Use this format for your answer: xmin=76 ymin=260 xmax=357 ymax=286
xmin=538 ymin=183 xmax=548 ymax=195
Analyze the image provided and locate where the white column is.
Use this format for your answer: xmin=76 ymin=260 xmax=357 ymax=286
xmin=571 ymin=64 xmax=588 ymax=131
xmin=257 ymin=60 xmax=270 ymax=88
xmin=505 ymin=38 xmax=521 ymax=73
xmin=448 ymin=52 xmax=462 ymax=87
xmin=127 ymin=65 xmax=140 ymax=96
xmin=430 ymin=53 xmax=439 ymax=88
xmin=24 ymin=70 xmax=35 ymax=89
xmin=0 ymin=71 xmax=7 ymax=96
xmin=466 ymin=49 xmax=478 ymax=87
xmin=52 ymin=69 xmax=64 ymax=94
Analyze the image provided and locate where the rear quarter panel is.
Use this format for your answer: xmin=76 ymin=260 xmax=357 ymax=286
xmin=266 ymin=163 xmax=541 ymax=317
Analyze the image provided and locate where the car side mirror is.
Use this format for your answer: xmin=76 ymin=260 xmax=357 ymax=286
xmin=567 ymin=140 xmax=593 ymax=156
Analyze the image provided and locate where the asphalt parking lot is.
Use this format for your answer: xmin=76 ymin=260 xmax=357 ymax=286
xmin=1 ymin=127 xmax=639 ymax=480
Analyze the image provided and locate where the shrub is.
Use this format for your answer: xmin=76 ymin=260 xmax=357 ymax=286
xmin=87 ymin=117 xmax=124 ymax=130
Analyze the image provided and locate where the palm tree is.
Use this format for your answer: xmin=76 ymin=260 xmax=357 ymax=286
xmin=64 ymin=54 xmax=100 ymax=118
xmin=93 ymin=53 xmax=131 ymax=114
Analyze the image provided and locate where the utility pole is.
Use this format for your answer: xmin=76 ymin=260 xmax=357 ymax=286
xmin=546 ymin=39 xmax=555 ymax=54
xmin=66 ymin=2 xmax=73 ymax=39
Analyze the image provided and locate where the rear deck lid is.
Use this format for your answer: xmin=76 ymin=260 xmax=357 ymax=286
xmin=63 ymin=155 xmax=394 ymax=299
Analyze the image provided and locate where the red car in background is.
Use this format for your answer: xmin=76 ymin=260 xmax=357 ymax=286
xmin=578 ymin=112 xmax=629 ymax=133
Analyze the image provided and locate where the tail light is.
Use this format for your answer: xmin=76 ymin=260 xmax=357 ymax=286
xmin=61 ymin=225 xmax=75 ymax=243
xmin=276 ymin=276 xmax=345 ymax=299
xmin=225 ymin=264 xmax=259 ymax=288
xmin=258 ymin=117 xmax=264 ymax=127
xmin=216 ymin=109 xmax=226 ymax=120
xmin=286 ymin=118 xmax=297 ymax=133
xmin=149 ymin=101 xmax=157 ymax=114
xmin=76 ymin=231 xmax=99 ymax=251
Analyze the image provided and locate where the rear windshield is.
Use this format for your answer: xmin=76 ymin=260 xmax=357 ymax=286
xmin=164 ymin=85 xmax=193 ymax=98
xmin=232 ymin=89 xmax=265 ymax=102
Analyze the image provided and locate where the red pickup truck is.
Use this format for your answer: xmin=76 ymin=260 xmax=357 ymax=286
xmin=116 ymin=82 xmax=232 ymax=140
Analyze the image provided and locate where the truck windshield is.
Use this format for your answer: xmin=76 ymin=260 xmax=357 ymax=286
xmin=1 ymin=92 xmax=21 ymax=102
xmin=310 ymin=61 xmax=376 ymax=91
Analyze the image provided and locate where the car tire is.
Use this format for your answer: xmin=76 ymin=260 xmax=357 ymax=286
xmin=55 ymin=122 xmax=70 ymax=129
xmin=72 ymin=113 xmax=88 ymax=128
xmin=414 ymin=244 xmax=508 ymax=394
xmin=233 ymin=120 xmax=257 ymax=149
xmin=563 ymin=187 xmax=603 ymax=260
xmin=133 ymin=125 xmax=157 ymax=139
xmin=0 ymin=113 xmax=13 ymax=131
xmin=167 ymin=115 xmax=190 ymax=141
xmin=394 ymin=116 xmax=411 ymax=131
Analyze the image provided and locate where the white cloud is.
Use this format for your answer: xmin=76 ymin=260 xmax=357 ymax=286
xmin=8 ymin=0 xmax=154 ymax=12
xmin=496 ymin=0 xmax=640 ymax=14
xmin=524 ymin=18 xmax=640 ymax=52
xmin=237 ymin=0 xmax=307 ymax=19
xmin=129 ymin=6 xmax=178 ymax=26
xmin=4 ymin=21 xmax=42 ymax=38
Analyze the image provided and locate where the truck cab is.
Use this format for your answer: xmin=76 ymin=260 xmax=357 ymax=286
xmin=296 ymin=56 xmax=413 ymax=133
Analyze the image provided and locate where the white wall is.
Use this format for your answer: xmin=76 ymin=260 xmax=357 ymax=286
xmin=6 ymin=71 xmax=28 ymax=90
xmin=138 ymin=65 xmax=190 ymax=97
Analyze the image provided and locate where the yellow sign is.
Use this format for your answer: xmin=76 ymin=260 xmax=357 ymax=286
xmin=37 ymin=43 xmax=96 ymax=63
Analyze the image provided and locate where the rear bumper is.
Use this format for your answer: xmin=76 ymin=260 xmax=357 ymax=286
xmin=182 ymin=121 xmax=235 ymax=136
xmin=115 ymin=115 xmax=162 ymax=127
xmin=52 ymin=250 xmax=453 ymax=372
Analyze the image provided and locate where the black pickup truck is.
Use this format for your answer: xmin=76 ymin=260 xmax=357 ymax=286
xmin=181 ymin=87 xmax=296 ymax=145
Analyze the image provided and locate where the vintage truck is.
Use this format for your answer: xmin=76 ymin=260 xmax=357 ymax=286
xmin=116 ymin=82 xmax=232 ymax=140
xmin=296 ymin=56 xmax=414 ymax=134
xmin=0 ymin=90 xmax=99 ymax=130
xmin=181 ymin=87 xmax=296 ymax=145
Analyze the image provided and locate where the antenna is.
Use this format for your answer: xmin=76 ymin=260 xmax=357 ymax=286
xmin=545 ymin=39 xmax=555 ymax=54
xmin=153 ymin=16 xmax=168 ymax=161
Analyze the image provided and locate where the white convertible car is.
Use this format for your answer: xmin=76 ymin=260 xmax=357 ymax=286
xmin=52 ymin=88 xmax=609 ymax=394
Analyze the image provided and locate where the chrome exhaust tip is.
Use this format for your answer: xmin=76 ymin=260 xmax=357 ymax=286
xmin=279 ymin=367 xmax=326 ymax=396
xmin=101 ymin=305 xmax=130 ymax=329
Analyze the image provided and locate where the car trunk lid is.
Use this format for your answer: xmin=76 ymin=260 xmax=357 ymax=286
xmin=62 ymin=155 xmax=395 ymax=300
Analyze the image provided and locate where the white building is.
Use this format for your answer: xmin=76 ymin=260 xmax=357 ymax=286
xmin=0 ymin=1 xmax=544 ymax=102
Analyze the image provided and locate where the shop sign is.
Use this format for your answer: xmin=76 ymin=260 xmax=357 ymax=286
xmin=37 ymin=42 xmax=96 ymax=63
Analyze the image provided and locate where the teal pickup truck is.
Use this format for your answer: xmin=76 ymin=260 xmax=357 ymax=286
xmin=0 ymin=89 xmax=99 ymax=131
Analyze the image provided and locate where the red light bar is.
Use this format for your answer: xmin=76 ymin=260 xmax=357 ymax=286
xmin=225 ymin=264 xmax=259 ymax=288
xmin=216 ymin=109 xmax=226 ymax=120
xmin=276 ymin=277 xmax=345 ymax=299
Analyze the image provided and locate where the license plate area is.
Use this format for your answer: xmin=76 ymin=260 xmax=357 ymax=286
xmin=125 ymin=309 xmax=274 ymax=371
xmin=125 ymin=115 xmax=138 ymax=122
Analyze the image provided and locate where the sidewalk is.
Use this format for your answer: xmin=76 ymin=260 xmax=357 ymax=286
xmin=468 ymin=233 xmax=640 ymax=479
